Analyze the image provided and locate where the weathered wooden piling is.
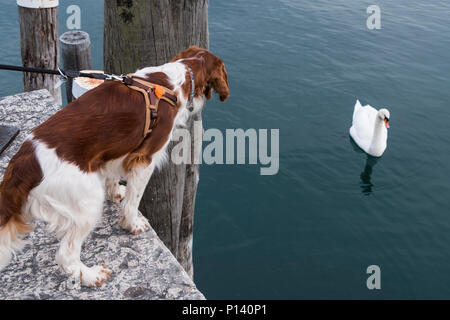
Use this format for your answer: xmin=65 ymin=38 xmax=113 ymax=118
xmin=59 ymin=31 xmax=93 ymax=103
xmin=104 ymin=0 xmax=209 ymax=278
xmin=17 ymin=0 xmax=61 ymax=105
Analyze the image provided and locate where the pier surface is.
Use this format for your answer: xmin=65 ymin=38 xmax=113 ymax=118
xmin=0 ymin=89 xmax=204 ymax=300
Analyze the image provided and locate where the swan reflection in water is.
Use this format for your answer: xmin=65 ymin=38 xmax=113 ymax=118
xmin=350 ymin=137 xmax=380 ymax=195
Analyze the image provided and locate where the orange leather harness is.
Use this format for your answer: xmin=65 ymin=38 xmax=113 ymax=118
xmin=122 ymin=75 xmax=178 ymax=137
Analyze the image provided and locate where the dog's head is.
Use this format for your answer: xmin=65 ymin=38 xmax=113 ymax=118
xmin=171 ymin=46 xmax=230 ymax=102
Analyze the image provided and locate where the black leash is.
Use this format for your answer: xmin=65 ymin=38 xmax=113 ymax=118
xmin=0 ymin=64 xmax=122 ymax=81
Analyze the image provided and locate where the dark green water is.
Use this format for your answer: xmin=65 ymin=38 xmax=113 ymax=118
xmin=1 ymin=0 xmax=450 ymax=299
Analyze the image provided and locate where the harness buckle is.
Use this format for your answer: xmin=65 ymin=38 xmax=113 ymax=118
xmin=122 ymin=76 xmax=133 ymax=86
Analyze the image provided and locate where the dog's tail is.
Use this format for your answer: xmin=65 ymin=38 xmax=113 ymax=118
xmin=0 ymin=215 xmax=32 ymax=270
xmin=0 ymin=140 xmax=42 ymax=271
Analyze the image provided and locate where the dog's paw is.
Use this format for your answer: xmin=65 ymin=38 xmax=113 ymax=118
xmin=120 ymin=212 xmax=150 ymax=235
xmin=80 ymin=265 xmax=112 ymax=288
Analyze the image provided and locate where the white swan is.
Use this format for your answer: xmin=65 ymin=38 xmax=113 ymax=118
xmin=349 ymin=100 xmax=390 ymax=157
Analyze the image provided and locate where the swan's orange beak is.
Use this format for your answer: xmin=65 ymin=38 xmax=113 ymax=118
xmin=384 ymin=118 xmax=390 ymax=129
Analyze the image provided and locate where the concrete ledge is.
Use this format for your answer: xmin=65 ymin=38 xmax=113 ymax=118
xmin=0 ymin=90 xmax=204 ymax=300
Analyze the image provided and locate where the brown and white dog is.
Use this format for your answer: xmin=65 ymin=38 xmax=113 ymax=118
xmin=0 ymin=46 xmax=229 ymax=287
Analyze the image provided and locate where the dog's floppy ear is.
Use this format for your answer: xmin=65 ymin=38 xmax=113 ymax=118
xmin=208 ymin=59 xmax=229 ymax=102
xmin=171 ymin=46 xmax=230 ymax=102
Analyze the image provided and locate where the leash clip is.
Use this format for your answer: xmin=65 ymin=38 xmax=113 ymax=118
xmin=55 ymin=68 xmax=68 ymax=89
xmin=104 ymin=73 xmax=124 ymax=81
xmin=57 ymin=68 xmax=68 ymax=80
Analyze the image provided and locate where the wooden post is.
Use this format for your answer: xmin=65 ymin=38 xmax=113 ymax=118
xmin=59 ymin=31 xmax=93 ymax=103
xmin=17 ymin=0 xmax=61 ymax=105
xmin=104 ymin=0 xmax=209 ymax=278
